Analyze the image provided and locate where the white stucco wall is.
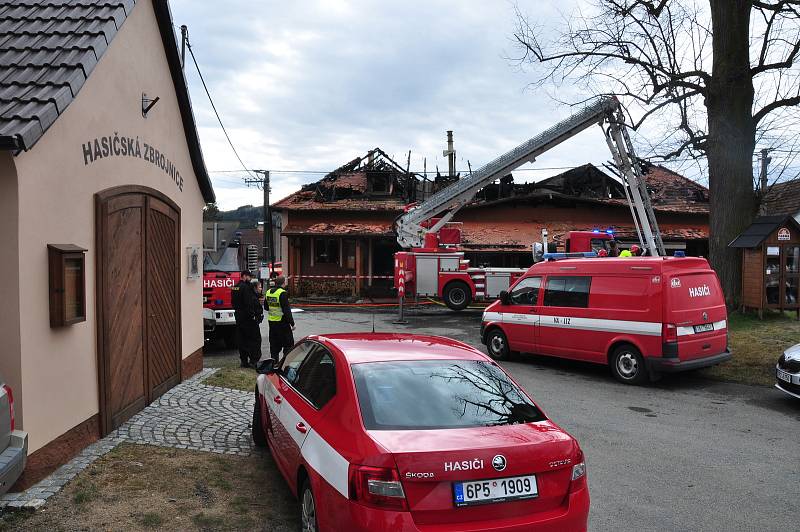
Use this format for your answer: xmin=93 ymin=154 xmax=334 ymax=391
xmin=12 ymin=1 xmax=206 ymax=452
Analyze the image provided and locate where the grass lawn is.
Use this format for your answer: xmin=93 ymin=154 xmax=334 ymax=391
xmin=203 ymin=361 xmax=258 ymax=392
xmin=0 ymin=443 xmax=298 ymax=532
xmin=698 ymin=310 xmax=800 ymax=386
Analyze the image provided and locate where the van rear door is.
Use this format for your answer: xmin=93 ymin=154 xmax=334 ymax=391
xmin=666 ymin=270 xmax=727 ymax=360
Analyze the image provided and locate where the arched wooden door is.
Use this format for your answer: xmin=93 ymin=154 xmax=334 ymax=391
xmin=96 ymin=186 xmax=181 ymax=435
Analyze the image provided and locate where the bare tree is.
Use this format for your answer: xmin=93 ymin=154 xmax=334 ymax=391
xmin=513 ymin=0 xmax=800 ymax=305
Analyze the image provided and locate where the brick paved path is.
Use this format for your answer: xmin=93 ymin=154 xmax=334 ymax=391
xmin=0 ymin=368 xmax=257 ymax=510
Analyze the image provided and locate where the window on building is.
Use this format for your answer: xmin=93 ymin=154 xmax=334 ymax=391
xmin=543 ymin=276 xmax=591 ymax=308
xmin=368 ymin=173 xmax=391 ymax=195
xmin=315 ymin=238 xmax=340 ymax=264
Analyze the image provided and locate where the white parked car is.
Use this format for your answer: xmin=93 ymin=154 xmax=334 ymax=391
xmin=776 ymin=344 xmax=800 ymax=399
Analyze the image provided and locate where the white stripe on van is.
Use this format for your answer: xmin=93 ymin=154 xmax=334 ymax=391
xmin=259 ymin=376 xmax=351 ymax=498
xmin=482 ymin=311 xmax=661 ymax=336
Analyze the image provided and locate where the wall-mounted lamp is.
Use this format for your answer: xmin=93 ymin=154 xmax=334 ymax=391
xmin=142 ymin=93 xmax=160 ymax=118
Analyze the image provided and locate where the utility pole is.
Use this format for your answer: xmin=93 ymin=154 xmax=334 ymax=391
xmin=244 ymin=170 xmax=274 ymax=277
xmin=759 ymin=148 xmax=772 ymax=215
xmin=180 ymin=25 xmax=188 ymax=69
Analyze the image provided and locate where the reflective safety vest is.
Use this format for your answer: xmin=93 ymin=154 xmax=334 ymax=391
xmin=265 ymin=287 xmax=286 ymax=322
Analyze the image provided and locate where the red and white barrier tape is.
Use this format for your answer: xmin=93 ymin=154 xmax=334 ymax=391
xmin=286 ymin=275 xmax=394 ymax=280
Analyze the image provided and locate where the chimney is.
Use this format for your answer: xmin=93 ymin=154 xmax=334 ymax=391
xmin=443 ymin=131 xmax=456 ymax=178
xmin=367 ymin=150 xmax=375 ymax=168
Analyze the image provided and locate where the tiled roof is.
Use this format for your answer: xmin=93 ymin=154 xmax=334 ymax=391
xmin=284 ymin=221 xmax=394 ymax=236
xmin=0 ymin=0 xmax=135 ymax=150
xmin=532 ymin=163 xmax=709 ymax=214
xmin=460 ymin=220 xmax=708 ymax=252
xmin=0 ymin=0 xmax=214 ymax=201
xmin=762 ymin=179 xmax=800 ymax=216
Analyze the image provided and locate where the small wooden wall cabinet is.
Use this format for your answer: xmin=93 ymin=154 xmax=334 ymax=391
xmin=730 ymin=215 xmax=800 ymax=318
xmin=48 ymin=244 xmax=87 ymax=327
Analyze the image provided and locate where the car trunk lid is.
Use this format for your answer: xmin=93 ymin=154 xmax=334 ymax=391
xmin=368 ymin=422 xmax=577 ymax=526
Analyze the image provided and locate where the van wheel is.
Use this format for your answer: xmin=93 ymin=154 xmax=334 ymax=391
xmin=252 ymin=387 xmax=267 ymax=447
xmin=610 ymin=345 xmax=648 ymax=385
xmin=443 ymin=281 xmax=471 ymax=311
xmin=486 ymin=329 xmax=512 ymax=361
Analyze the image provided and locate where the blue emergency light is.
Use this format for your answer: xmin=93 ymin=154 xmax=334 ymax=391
xmin=606 ymin=228 xmax=614 ymax=234
xmin=592 ymin=228 xmax=600 ymax=233
xmin=673 ymin=250 xmax=686 ymax=257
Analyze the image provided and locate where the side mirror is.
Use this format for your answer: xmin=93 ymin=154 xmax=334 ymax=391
xmin=499 ymin=290 xmax=511 ymax=306
xmin=256 ymin=359 xmax=275 ymax=375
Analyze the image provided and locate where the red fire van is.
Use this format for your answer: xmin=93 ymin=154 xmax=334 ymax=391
xmin=480 ymin=256 xmax=732 ymax=384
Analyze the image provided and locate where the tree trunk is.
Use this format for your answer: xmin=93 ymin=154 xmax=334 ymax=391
xmin=705 ymin=0 xmax=757 ymax=307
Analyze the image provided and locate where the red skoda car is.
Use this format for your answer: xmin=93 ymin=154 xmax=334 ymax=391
xmin=253 ymin=333 xmax=589 ymax=531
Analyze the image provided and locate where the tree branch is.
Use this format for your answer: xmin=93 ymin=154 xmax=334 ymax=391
xmin=754 ymin=94 xmax=800 ymax=124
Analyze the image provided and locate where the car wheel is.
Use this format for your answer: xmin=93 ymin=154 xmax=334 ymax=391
xmin=486 ymin=329 xmax=512 ymax=360
xmin=443 ymin=281 xmax=471 ymax=311
xmin=300 ymin=479 xmax=318 ymax=532
xmin=611 ymin=345 xmax=648 ymax=385
xmin=252 ymin=387 xmax=267 ymax=447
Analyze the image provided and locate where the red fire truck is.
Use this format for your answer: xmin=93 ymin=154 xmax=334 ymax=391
xmin=394 ymin=96 xmax=666 ymax=311
xmin=203 ymin=244 xmax=242 ymax=347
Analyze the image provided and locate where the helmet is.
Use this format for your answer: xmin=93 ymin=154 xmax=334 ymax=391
xmin=597 ymin=249 xmax=609 ymax=257
xmin=630 ymin=244 xmax=641 ymax=255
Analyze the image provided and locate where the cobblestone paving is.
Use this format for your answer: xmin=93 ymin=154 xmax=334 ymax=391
xmin=0 ymin=368 xmax=257 ymax=510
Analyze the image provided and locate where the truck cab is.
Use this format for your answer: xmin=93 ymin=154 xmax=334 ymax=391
xmin=565 ymin=231 xmax=615 ymax=254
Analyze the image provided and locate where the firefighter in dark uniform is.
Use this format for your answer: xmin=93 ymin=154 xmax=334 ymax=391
xmin=232 ymin=270 xmax=263 ymax=367
xmin=264 ymin=276 xmax=295 ymax=362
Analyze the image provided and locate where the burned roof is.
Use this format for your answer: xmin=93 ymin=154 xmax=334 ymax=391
xmin=532 ymin=163 xmax=708 ymax=214
xmin=0 ymin=0 xmax=214 ymax=201
xmin=274 ymin=148 xmax=418 ymax=211
xmin=762 ymin=179 xmax=800 ymax=216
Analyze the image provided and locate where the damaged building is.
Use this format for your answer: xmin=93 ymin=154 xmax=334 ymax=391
xmin=275 ymin=153 xmax=710 ymax=297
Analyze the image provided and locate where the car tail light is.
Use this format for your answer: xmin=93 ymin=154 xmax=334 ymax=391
xmin=350 ymin=465 xmax=408 ymax=511
xmin=569 ymin=450 xmax=586 ymax=492
xmin=3 ymin=384 xmax=14 ymax=432
xmin=662 ymin=323 xmax=677 ymax=343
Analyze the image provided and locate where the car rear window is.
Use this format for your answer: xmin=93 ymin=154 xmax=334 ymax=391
xmin=351 ymin=360 xmax=545 ymax=430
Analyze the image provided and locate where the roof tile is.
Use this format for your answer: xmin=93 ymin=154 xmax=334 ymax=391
xmin=0 ymin=0 xmax=131 ymax=150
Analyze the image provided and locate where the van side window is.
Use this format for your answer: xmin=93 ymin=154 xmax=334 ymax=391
xmin=510 ymin=277 xmax=541 ymax=305
xmin=544 ymin=276 xmax=591 ymax=308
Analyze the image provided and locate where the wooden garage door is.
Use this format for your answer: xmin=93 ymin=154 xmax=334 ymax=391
xmin=96 ymin=186 xmax=181 ymax=435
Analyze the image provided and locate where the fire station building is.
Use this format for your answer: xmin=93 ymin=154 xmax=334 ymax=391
xmin=0 ymin=0 xmax=214 ymax=486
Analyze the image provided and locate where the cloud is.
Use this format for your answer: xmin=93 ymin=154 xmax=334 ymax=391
xmin=172 ymin=0 xmax=667 ymax=210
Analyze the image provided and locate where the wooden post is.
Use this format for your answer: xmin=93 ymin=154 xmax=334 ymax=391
xmin=368 ymin=238 xmax=373 ymax=287
xmin=355 ymin=239 xmax=363 ymax=296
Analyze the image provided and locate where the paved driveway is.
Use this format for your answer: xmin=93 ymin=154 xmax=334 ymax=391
xmin=204 ymin=306 xmax=799 ymax=532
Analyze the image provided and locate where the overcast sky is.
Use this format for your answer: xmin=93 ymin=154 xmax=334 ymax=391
xmin=170 ymin=0 xmax=681 ymax=210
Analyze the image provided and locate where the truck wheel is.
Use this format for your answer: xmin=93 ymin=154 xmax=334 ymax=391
xmin=486 ymin=329 xmax=511 ymax=361
xmin=610 ymin=345 xmax=648 ymax=385
xmin=443 ymin=281 xmax=471 ymax=311
xmin=252 ymin=386 xmax=267 ymax=447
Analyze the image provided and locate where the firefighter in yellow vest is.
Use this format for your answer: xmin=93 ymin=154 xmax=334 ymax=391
xmin=264 ymin=276 xmax=295 ymax=362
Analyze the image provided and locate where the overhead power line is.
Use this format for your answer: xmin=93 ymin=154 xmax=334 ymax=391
xmin=185 ymin=36 xmax=255 ymax=179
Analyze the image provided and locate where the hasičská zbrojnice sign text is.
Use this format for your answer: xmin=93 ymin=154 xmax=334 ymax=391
xmin=81 ymin=133 xmax=184 ymax=192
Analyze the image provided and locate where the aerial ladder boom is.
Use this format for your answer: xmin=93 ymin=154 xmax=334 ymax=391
xmin=395 ymin=96 xmax=666 ymax=256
